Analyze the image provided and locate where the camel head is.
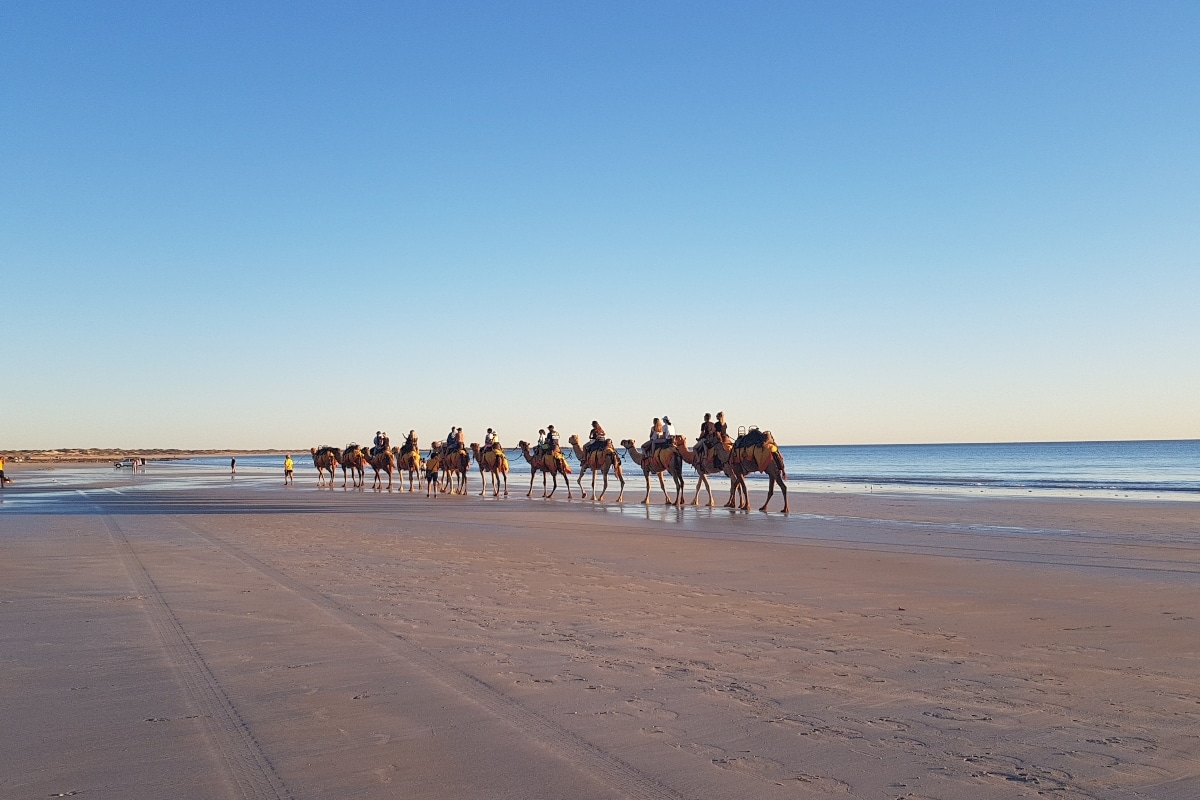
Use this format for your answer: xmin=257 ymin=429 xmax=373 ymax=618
xmin=518 ymin=440 xmax=529 ymax=449
xmin=310 ymin=446 xmax=317 ymax=454
xmin=568 ymin=434 xmax=581 ymax=446
xmin=620 ymin=439 xmax=636 ymax=449
xmin=469 ymin=442 xmax=481 ymax=453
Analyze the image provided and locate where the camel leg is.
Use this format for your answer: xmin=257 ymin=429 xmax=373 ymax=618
xmin=641 ymin=470 xmax=652 ymax=504
xmin=596 ymin=469 xmax=606 ymax=501
xmin=691 ymin=473 xmax=707 ymax=506
xmin=547 ymin=472 xmax=558 ymax=498
xmin=565 ymin=469 xmax=573 ymax=499
xmin=613 ymin=463 xmax=625 ymax=503
xmin=725 ymin=472 xmax=741 ymax=509
xmin=656 ymin=472 xmax=672 ymax=504
xmin=768 ymin=473 xmax=788 ymax=513
xmin=760 ymin=476 xmax=776 ymax=512
xmin=577 ymin=470 xmax=587 ymax=499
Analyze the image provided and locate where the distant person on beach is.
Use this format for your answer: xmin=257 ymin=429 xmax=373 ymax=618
xmin=284 ymin=454 xmax=294 ymax=485
xmin=230 ymin=457 xmax=236 ymax=474
xmin=0 ymin=454 xmax=10 ymax=485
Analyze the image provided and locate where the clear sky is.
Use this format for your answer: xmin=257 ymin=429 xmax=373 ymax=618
xmin=3 ymin=2 xmax=1197 ymax=449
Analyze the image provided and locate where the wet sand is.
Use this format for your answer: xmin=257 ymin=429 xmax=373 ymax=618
xmin=2 ymin=474 xmax=1199 ymax=799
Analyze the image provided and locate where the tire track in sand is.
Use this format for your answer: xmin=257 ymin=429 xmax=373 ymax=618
xmin=101 ymin=514 xmax=292 ymax=800
xmin=171 ymin=516 xmax=691 ymax=800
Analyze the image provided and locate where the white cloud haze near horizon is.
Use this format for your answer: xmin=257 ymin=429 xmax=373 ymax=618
xmin=2 ymin=2 xmax=1197 ymax=450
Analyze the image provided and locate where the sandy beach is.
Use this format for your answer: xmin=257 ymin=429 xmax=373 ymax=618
xmin=2 ymin=468 xmax=1199 ymax=799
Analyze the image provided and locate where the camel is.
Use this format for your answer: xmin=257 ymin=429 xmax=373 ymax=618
xmin=568 ymin=434 xmax=625 ymax=502
xmin=675 ymin=437 xmax=734 ymax=507
xmin=367 ymin=447 xmax=395 ymax=490
xmin=725 ymin=429 xmax=788 ymax=513
xmin=393 ymin=438 xmax=423 ymax=492
xmin=470 ymin=442 xmax=509 ymax=497
xmin=433 ymin=442 xmax=471 ymax=495
xmin=310 ymin=446 xmax=341 ymax=486
xmin=620 ymin=437 xmax=685 ymax=505
xmin=517 ymin=440 xmax=573 ymax=499
xmin=338 ymin=444 xmax=369 ymax=488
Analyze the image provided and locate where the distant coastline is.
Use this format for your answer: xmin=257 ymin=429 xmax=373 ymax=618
xmin=2 ymin=448 xmax=296 ymax=464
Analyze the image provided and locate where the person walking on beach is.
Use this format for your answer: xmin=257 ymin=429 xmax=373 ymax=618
xmin=0 ymin=454 xmax=10 ymax=486
xmin=230 ymin=457 xmax=236 ymax=475
xmin=284 ymin=454 xmax=294 ymax=485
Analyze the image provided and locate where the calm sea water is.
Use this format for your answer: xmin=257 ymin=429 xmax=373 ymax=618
xmin=772 ymin=440 xmax=1199 ymax=496
xmin=180 ymin=440 xmax=1199 ymax=499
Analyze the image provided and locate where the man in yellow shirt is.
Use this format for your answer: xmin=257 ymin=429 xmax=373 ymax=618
xmin=0 ymin=454 xmax=10 ymax=485
xmin=284 ymin=454 xmax=294 ymax=486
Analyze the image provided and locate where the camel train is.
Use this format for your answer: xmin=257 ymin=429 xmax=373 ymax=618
xmin=310 ymin=424 xmax=788 ymax=512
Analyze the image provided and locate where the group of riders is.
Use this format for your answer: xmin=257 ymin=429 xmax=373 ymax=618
xmin=633 ymin=411 xmax=730 ymax=462
xmin=358 ymin=410 xmax=733 ymax=466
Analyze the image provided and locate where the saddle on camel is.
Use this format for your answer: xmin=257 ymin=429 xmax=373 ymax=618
xmin=729 ymin=428 xmax=786 ymax=477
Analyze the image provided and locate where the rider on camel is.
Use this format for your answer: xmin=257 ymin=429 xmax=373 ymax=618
xmin=585 ymin=420 xmax=608 ymax=454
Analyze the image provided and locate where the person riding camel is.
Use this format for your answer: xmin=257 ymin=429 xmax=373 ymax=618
xmin=545 ymin=425 xmax=561 ymax=454
xmin=372 ymin=430 xmax=384 ymax=456
xmin=585 ymin=420 xmax=608 ymax=454
xmin=381 ymin=431 xmax=390 ymax=451
xmin=536 ymin=428 xmax=547 ymax=455
xmin=714 ymin=411 xmax=730 ymax=445
xmin=453 ymin=427 xmax=465 ymax=453
xmin=402 ymin=430 xmax=418 ymax=454
xmin=643 ymin=417 xmax=666 ymax=457
xmin=484 ymin=428 xmax=501 ymax=451
xmin=696 ymin=413 xmax=717 ymax=459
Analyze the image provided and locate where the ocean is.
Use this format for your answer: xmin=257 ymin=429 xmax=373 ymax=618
xmin=172 ymin=440 xmax=1199 ymax=500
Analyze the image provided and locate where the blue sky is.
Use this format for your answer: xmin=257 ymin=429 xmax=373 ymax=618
xmin=3 ymin=2 xmax=1197 ymax=449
